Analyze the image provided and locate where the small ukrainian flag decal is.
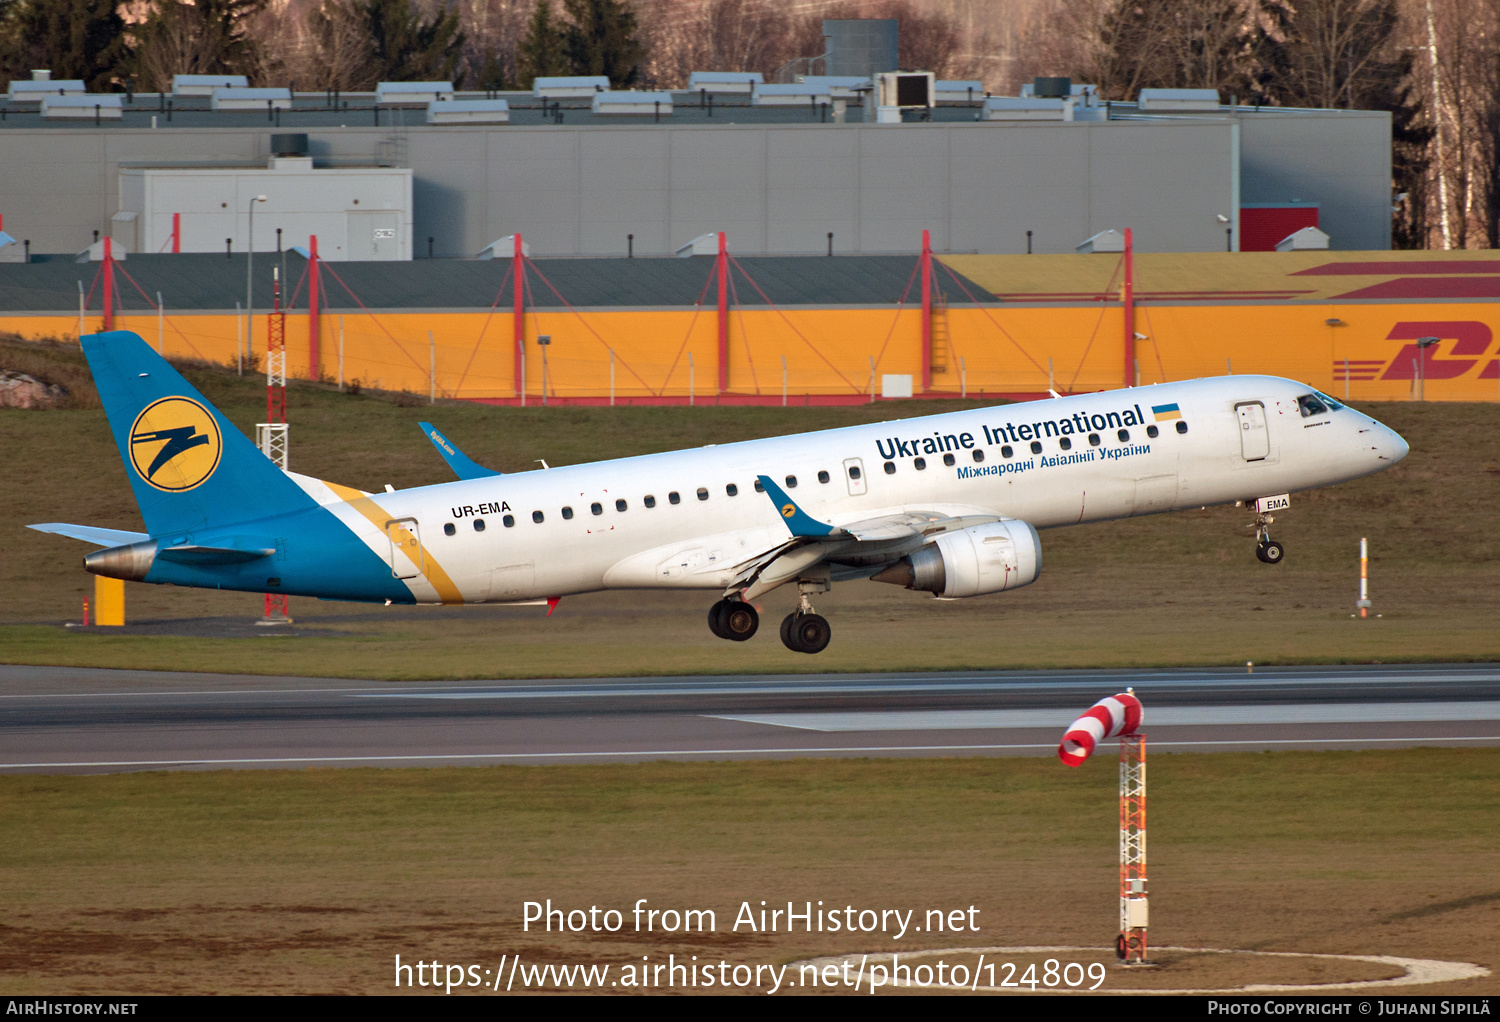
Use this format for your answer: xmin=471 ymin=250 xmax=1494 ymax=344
xmin=1152 ymin=403 xmax=1182 ymax=421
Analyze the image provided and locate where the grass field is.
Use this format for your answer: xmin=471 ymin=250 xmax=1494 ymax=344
xmin=0 ymin=749 xmax=1495 ymax=994
xmin=2 ymin=334 xmax=1498 ymax=678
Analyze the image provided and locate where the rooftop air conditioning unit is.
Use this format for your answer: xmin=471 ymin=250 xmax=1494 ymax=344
xmin=875 ymin=71 xmax=934 ymax=109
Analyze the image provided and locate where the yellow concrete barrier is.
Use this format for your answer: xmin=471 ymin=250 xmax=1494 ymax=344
xmin=94 ymin=576 xmax=124 ymax=627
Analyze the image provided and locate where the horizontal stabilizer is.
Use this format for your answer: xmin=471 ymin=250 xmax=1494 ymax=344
xmin=28 ymin=523 xmax=150 ymax=547
xmin=419 ymin=421 xmax=501 ymax=480
xmin=756 ymin=475 xmax=837 ymax=538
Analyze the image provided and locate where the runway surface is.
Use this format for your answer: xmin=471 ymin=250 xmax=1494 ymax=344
xmin=1 ymin=663 xmax=1497 ymax=774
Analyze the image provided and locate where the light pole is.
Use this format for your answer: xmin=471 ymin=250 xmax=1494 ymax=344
xmin=1416 ymin=336 xmax=1439 ymax=401
xmin=537 ymin=334 xmax=551 ymax=407
xmin=245 ymin=194 xmax=267 ymax=363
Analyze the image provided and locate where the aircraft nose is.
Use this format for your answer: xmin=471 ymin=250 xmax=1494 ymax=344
xmin=1377 ymin=423 xmax=1409 ymax=464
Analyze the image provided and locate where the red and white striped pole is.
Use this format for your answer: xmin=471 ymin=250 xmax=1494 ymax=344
xmin=1356 ymin=537 xmax=1371 ymax=618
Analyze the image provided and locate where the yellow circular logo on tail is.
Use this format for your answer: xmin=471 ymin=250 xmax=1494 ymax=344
xmin=128 ymin=397 xmax=222 ymax=492
xmin=781 ymin=503 xmax=796 ymax=518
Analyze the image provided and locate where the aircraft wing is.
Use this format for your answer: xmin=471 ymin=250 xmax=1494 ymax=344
xmin=27 ymin=523 xmax=150 ymax=547
xmin=738 ymin=477 xmax=1008 ymax=599
xmin=754 ymin=475 xmax=1002 ymax=541
xmin=419 ymin=422 xmax=501 ymax=480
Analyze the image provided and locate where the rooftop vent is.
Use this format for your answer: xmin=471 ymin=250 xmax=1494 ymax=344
xmin=687 ymin=71 xmax=762 ymax=94
xmin=1077 ymin=230 xmax=1125 ymax=254
xmin=427 ymin=99 xmax=509 ymax=125
xmin=1136 ymin=88 xmax=1220 ymax=111
xmin=269 ymin=133 xmax=308 ymax=157
xmin=173 ymin=74 xmax=249 ymax=96
xmin=533 ymin=76 xmax=609 ymax=99
xmin=1031 ymin=77 xmax=1072 ymax=99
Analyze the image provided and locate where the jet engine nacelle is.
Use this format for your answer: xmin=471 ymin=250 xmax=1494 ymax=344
xmin=872 ymin=520 xmax=1042 ymax=598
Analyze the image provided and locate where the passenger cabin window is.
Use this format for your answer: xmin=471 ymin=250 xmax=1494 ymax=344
xmin=696 ymin=488 xmax=709 ymax=501
xmin=615 ymin=498 xmax=628 ymax=512
xmin=1297 ymin=393 xmax=1330 ymax=418
xmin=644 ymin=495 xmax=656 ymax=508
xmin=726 ymin=483 xmax=738 ymax=496
xmin=848 ymin=466 xmax=861 ymax=480
xmin=532 ymin=511 xmax=544 ymax=523
xmin=1029 ymin=441 xmax=1043 ymax=455
xmin=561 ymin=507 xmax=574 ymax=520
xmin=785 ymin=475 xmax=797 ymax=488
xmin=669 ymin=491 xmax=681 ymax=504
xmin=1000 ymin=446 xmax=1012 ymax=459
xmin=1118 ymin=429 xmax=1130 ymax=442
xmin=1146 ymin=425 xmax=1159 ymax=438
xmin=817 ymin=470 xmax=830 ymax=484
xmin=444 ymin=523 xmax=455 ymax=536
xmin=591 ymin=502 xmax=603 ymax=516
xmin=883 ymin=461 xmax=896 ymax=474
xmin=502 ymin=515 xmax=515 ymax=528
xmin=1176 ymin=421 xmax=1189 ymax=434
xmin=943 ymin=453 xmax=955 ymax=466
xmin=973 ymin=449 xmax=985 ymax=462
xmin=474 ymin=519 xmax=486 ymax=531
xmin=753 ymin=480 xmax=764 ymax=492
xmin=914 ymin=457 xmax=927 ymax=470
xmin=1088 ymin=433 xmax=1101 ymax=446
xmin=1059 ymin=438 xmax=1072 ymax=451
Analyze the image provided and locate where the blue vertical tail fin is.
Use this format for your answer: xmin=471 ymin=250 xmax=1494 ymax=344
xmin=82 ymin=331 xmax=318 ymax=537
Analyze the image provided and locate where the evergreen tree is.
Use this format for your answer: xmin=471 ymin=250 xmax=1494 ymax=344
xmin=131 ymin=0 xmax=264 ymax=93
xmin=364 ymin=0 xmax=464 ymax=83
xmin=516 ymin=0 xmax=567 ymax=87
xmin=562 ymin=0 xmax=644 ymax=87
xmin=0 ymin=0 xmax=128 ymax=91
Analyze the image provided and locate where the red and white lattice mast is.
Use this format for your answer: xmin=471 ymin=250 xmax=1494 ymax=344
xmin=1059 ymin=689 xmax=1148 ymax=963
xmin=256 ymin=266 xmax=291 ymax=624
xmin=1118 ymin=721 xmax=1148 ymax=962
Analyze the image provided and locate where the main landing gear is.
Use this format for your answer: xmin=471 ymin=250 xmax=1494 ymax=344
xmin=780 ymin=575 xmax=832 ymax=654
xmin=707 ymin=576 xmax=833 ymax=654
xmin=708 ymin=598 xmax=759 ymax=641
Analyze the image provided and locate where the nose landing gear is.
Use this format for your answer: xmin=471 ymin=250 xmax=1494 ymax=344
xmin=708 ymin=598 xmax=759 ymax=641
xmin=1253 ymin=515 xmax=1285 ymax=564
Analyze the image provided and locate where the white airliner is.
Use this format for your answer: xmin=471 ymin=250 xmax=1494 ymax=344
xmin=31 ymin=331 xmax=1408 ymax=654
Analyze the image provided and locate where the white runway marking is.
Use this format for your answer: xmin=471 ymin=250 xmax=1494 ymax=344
xmin=787 ymin=946 xmax=1491 ymax=994
xmin=711 ymin=701 xmax=1500 ymax=732
xmin=1 ymin=735 xmax=1497 ymax=771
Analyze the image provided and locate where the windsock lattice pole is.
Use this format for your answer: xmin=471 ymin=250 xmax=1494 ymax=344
xmin=1058 ymin=690 xmax=1149 ymax=963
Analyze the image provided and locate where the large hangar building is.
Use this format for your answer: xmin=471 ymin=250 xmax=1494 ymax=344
xmin=2 ymin=72 xmax=1494 ymax=404
xmin=0 ymin=78 xmax=1390 ymax=259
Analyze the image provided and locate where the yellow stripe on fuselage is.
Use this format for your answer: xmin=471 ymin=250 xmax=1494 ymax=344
xmin=324 ymin=480 xmax=465 ymax=605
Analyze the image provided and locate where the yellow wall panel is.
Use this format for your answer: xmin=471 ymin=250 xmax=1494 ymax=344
xmin=8 ymin=300 xmax=1499 ymax=403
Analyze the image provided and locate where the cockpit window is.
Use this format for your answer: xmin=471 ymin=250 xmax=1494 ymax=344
xmin=1314 ymin=389 xmax=1344 ymax=411
xmin=1297 ymin=393 xmax=1330 ymax=418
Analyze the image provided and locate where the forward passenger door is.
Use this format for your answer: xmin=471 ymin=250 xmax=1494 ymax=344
xmin=1236 ymin=402 xmax=1270 ymax=462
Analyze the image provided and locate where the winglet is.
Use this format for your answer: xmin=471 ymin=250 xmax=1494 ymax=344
xmin=756 ymin=475 xmax=838 ymax=538
xmin=419 ymin=422 xmax=501 ymax=480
